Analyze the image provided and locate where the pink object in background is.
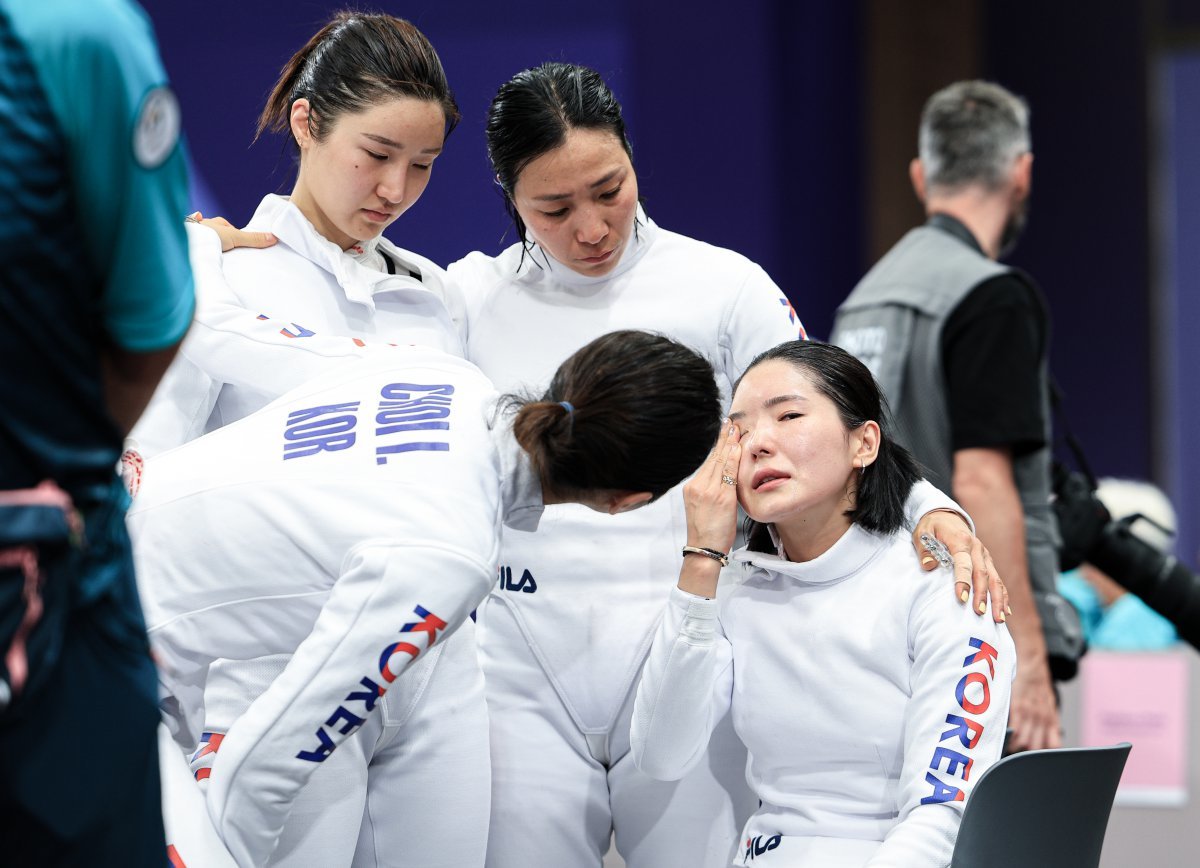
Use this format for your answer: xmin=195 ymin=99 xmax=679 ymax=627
xmin=1081 ymin=651 xmax=1189 ymax=806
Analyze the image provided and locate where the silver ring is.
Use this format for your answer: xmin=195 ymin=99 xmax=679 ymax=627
xmin=919 ymin=533 xmax=953 ymax=569
xmin=721 ymin=474 xmax=736 ymax=486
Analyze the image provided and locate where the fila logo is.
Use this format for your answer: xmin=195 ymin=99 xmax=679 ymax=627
xmin=497 ymin=566 xmax=537 ymax=593
xmin=744 ymin=834 xmax=782 ymax=861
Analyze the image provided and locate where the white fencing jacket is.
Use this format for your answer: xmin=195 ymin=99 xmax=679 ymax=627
xmin=132 ymin=194 xmax=466 ymax=457
xmin=631 ymin=524 xmax=1015 ymax=868
xmin=449 ymin=209 xmax=809 ymax=733
xmin=128 ymin=348 xmax=540 ymax=866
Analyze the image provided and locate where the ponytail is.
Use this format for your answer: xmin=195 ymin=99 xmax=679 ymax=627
xmin=255 ymin=11 xmax=459 ymax=146
xmin=509 ymin=330 xmax=720 ymax=500
xmin=512 ymin=401 xmax=575 ymax=473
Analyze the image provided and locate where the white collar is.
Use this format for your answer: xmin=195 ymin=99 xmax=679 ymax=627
xmin=517 ymin=204 xmax=658 ymax=289
xmin=732 ymin=523 xmax=888 ymax=586
xmin=489 ymin=411 xmax=545 ymax=532
xmin=344 ymin=235 xmax=387 ymax=271
xmin=249 ymin=195 xmax=432 ymax=312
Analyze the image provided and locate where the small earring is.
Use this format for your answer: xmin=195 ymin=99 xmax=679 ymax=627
xmin=857 ymin=460 xmax=865 ymax=477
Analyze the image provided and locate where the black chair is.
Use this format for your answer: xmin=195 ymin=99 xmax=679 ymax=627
xmin=950 ymin=743 xmax=1132 ymax=868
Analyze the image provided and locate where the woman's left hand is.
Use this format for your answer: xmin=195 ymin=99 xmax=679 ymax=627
xmin=912 ymin=511 xmax=1008 ymax=623
xmin=187 ymin=211 xmax=277 ymax=252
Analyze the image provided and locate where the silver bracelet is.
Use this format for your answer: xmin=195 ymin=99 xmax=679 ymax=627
xmin=681 ymin=545 xmax=729 ymax=568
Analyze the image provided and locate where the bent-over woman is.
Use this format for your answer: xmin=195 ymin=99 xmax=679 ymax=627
xmin=126 ymin=14 xmax=477 ymax=865
xmin=130 ymin=331 xmax=722 ymax=866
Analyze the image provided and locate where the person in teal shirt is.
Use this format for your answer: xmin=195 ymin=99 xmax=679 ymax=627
xmin=0 ymin=1 xmax=193 ymax=863
xmin=1058 ymin=478 xmax=1179 ymax=651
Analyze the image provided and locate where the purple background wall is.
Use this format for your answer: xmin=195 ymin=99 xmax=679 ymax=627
xmin=138 ymin=0 xmax=1192 ymax=564
xmin=1159 ymin=52 xmax=1200 ymax=568
xmin=983 ymin=0 xmax=1153 ymax=505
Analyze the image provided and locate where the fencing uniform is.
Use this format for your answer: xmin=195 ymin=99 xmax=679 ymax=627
xmin=133 ymin=194 xmax=466 ymax=456
xmin=130 ymin=206 xmax=480 ymax=867
xmin=632 ymin=525 xmax=1015 ymax=867
xmin=455 ymin=212 xmax=968 ymax=867
xmin=452 ymin=208 xmax=809 ymax=867
xmin=129 ymin=349 xmax=537 ymax=866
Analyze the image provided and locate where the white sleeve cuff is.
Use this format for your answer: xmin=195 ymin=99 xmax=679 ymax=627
xmin=669 ymin=586 xmax=720 ymax=643
xmin=905 ymin=479 xmax=975 ymax=534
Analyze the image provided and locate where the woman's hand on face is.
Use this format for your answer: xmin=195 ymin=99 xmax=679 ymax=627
xmin=677 ymin=421 xmax=742 ymax=598
xmin=187 ymin=212 xmax=277 ymax=253
xmin=683 ymin=421 xmax=742 ymax=557
xmin=912 ymin=510 xmax=1009 ymax=623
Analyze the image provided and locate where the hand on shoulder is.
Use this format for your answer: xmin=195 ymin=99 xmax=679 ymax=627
xmin=187 ymin=212 xmax=276 ymax=253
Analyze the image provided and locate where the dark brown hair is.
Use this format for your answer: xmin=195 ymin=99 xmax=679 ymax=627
xmin=257 ymin=11 xmax=460 ymax=145
xmin=512 ymin=330 xmax=720 ymax=499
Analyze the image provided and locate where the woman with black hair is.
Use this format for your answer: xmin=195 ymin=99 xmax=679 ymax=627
xmin=132 ymin=11 xmax=465 ymax=457
xmin=449 ymin=63 xmax=1002 ymax=868
xmin=631 ymin=341 xmax=1013 ymax=867
xmin=133 ymin=331 xmax=722 ymax=867
xmin=125 ymin=12 xmax=483 ymax=867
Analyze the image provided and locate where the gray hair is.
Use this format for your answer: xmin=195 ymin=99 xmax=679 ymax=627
xmin=918 ymin=80 xmax=1031 ymax=194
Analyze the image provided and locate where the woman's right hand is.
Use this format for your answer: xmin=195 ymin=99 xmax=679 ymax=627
xmin=678 ymin=422 xmax=742 ymax=597
xmin=186 ymin=212 xmax=277 ymax=252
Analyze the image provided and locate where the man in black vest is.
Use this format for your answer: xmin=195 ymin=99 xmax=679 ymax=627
xmin=832 ymin=80 xmax=1082 ymax=753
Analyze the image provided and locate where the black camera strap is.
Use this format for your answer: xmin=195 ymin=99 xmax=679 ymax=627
xmin=1050 ymin=378 xmax=1099 ymax=491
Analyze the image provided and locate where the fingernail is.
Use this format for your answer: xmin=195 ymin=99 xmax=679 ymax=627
xmin=922 ymin=556 xmax=935 ymax=567
xmin=977 ymin=600 xmax=987 ymax=614
xmin=999 ymin=610 xmax=1007 ymax=622
xmin=1005 ymin=605 xmax=1013 ymax=616
xmin=959 ymin=589 xmax=969 ymax=603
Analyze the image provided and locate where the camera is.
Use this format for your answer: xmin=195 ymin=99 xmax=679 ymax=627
xmin=1052 ymin=463 xmax=1200 ymax=651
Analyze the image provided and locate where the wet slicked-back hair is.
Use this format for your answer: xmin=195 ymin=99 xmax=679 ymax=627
xmin=257 ymin=11 xmax=460 ymax=146
xmin=486 ymin=62 xmax=633 ymax=244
